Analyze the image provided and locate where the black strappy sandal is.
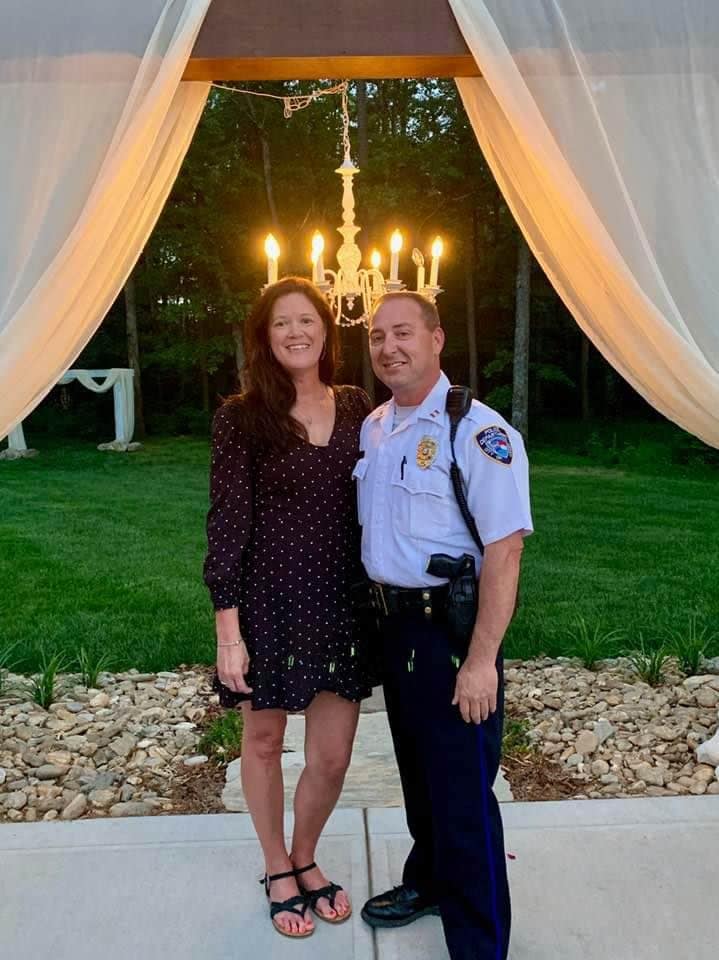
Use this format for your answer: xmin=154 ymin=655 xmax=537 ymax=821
xmin=260 ymin=869 xmax=314 ymax=938
xmin=293 ymin=861 xmax=352 ymax=924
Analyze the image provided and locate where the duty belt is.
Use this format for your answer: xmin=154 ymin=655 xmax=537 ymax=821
xmin=371 ymin=582 xmax=449 ymax=620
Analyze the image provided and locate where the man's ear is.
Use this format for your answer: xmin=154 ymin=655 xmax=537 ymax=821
xmin=433 ymin=325 xmax=445 ymax=355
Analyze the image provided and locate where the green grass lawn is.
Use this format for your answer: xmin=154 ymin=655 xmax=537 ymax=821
xmin=2 ymin=436 xmax=718 ymax=673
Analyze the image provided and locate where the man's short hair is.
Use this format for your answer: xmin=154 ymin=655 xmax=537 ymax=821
xmin=370 ymin=291 xmax=441 ymax=331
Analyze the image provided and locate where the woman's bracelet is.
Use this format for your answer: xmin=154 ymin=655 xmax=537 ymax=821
xmin=217 ymin=640 xmax=242 ymax=647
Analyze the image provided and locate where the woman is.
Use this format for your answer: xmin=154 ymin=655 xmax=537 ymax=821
xmin=203 ymin=277 xmax=374 ymax=939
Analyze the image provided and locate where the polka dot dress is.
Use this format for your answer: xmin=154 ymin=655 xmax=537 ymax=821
xmin=203 ymin=385 xmax=376 ymax=712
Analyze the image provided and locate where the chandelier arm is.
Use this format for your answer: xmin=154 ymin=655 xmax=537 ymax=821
xmin=257 ymin=80 xmax=444 ymax=317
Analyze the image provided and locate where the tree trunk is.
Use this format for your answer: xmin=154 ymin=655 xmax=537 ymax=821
xmin=580 ymin=332 xmax=590 ymax=421
xmin=198 ymin=314 xmax=210 ymax=413
xmin=356 ymin=79 xmax=375 ymax=404
xmin=512 ymin=234 xmax=532 ymax=439
xmin=465 ymin=233 xmax=478 ymax=396
xmin=357 ymin=80 xmax=369 ymax=169
xmin=124 ymin=274 xmax=146 ymax=439
xmin=232 ymin=322 xmax=246 ymax=391
xmin=260 ymin=133 xmax=280 ymax=230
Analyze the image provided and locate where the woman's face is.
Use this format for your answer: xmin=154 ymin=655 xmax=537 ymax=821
xmin=268 ymin=292 xmax=326 ymax=376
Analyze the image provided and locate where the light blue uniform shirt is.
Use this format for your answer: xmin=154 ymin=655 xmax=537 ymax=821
xmin=354 ymin=372 xmax=533 ymax=588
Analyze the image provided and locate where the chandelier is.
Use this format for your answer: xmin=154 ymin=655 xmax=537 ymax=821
xmin=263 ymin=83 xmax=444 ymax=327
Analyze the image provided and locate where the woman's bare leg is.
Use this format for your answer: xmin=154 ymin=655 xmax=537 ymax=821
xmin=290 ymin=693 xmax=361 ymax=918
xmin=240 ymin=704 xmax=313 ymax=935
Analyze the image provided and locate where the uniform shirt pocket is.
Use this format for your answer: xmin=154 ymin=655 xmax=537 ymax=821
xmin=391 ymin=466 xmax=453 ymax=539
xmin=352 ymin=457 xmax=369 ymax=526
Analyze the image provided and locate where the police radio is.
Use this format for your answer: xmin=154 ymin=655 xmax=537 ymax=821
xmin=445 ymin=386 xmax=484 ymax=557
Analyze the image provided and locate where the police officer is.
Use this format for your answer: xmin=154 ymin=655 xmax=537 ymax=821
xmin=355 ymin=292 xmax=533 ymax=960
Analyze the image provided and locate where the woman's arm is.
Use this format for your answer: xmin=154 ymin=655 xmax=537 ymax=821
xmin=203 ymin=404 xmax=253 ymax=609
xmin=203 ymin=404 xmax=254 ymax=694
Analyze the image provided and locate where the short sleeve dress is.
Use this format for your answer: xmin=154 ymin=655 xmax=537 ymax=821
xmin=203 ymin=385 xmax=376 ymax=712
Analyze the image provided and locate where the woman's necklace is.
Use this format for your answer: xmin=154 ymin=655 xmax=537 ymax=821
xmin=296 ymin=386 xmax=333 ymax=427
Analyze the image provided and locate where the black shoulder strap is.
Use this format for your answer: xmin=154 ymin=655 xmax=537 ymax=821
xmin=446 ymin=387 xmax=485 ymax=556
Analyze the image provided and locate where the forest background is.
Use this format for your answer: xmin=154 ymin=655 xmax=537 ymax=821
xmin=25 ymin=77 xmax=711 ymax=461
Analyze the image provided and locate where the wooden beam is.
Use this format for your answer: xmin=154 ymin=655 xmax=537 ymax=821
xmin=183 ymin=0 xmax=480 ymax=81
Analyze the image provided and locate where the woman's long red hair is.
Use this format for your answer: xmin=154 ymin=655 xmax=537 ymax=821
xmin=228 ymin=276 xmax=340 ymax=452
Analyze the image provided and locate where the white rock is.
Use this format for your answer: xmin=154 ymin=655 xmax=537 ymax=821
xmin=696 ymin=731 xmax=719 ymax=766
xmin=594 ymin=720 xmax=616 ymax=745
xmin=226 ymin=758 xmax=241 ymax=783
xmin=0 ymin=767 xmax=6 ymax=785
xmin=89 ymin=692 xmax=110 ymax=708
xmin=182 ymin=755 xmax=209 ymax=767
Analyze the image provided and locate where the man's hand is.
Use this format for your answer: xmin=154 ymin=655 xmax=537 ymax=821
xmin=451 ymin=657 xmax=498 ymax=724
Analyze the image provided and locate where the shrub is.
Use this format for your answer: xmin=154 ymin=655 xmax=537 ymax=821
xmin=567 ymin=617 xmax=623 ymax=670
xmin=625 ymin=636 xmax=669 ymax=687
xmin=28 ymin=649 xmax=72 ymax=709
xmin=74 ymin=645 xmax=117 ymax=690
xmin=666 ymin=616 xmax=716 ymax=676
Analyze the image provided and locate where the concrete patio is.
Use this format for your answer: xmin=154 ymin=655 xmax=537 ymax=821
xmin=2 ymin=796 xmax=717 ymax=960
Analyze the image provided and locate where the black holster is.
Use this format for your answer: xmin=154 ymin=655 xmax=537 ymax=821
xmin=426 ymin=552 xmax=478 ymax=652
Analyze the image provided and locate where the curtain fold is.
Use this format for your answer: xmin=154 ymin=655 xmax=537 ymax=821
xmin=450 ymin=0 xmax=719 ymax=447
xmin=0 ymin=0 xmax=211 ymax=439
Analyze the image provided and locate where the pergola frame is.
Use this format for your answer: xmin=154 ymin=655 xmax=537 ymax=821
xmin=183 ymin=0 xmax=480 ymax=81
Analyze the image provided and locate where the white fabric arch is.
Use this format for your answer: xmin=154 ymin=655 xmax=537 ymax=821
xmin=0 ymin=0 xmax=210 ymax=440
xmin=1 ymin=368 xmax=136 ymax=458
xmin=451 ymin=0 xmax=719 ymax=448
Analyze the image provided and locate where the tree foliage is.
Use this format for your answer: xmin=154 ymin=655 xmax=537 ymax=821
xmin=36 ymin=78 xmax=662 ymax=440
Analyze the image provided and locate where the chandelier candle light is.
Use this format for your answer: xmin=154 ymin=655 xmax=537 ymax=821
xmin=262 ymin=83 xmax=444 ymax=326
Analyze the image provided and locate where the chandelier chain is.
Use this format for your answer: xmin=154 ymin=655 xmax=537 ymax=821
xmin=340 ymin=84 xmax=352 ymax=163
xmin=210 ymin=80 xmax=349 ymax=120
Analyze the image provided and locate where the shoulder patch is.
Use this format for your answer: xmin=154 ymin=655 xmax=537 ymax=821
xmin=475 ymin=426 xmax=513 ymax=465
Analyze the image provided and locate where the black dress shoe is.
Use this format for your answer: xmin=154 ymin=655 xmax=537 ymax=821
xmin=361 ymin=884 xmax=440 ymax=928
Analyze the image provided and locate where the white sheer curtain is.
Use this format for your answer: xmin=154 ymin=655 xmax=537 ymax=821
xmin=450 ymin=0 xmax=719 ymax=447
xmin=0 ymin=0 xmax=210 ymax=439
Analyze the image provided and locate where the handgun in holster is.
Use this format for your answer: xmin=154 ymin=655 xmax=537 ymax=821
xmin=426 ymin=552 xmax=478 ymax=652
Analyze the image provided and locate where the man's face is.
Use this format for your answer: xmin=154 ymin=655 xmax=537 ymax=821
xmin=369 ymin=298 xmax=444 ymax=401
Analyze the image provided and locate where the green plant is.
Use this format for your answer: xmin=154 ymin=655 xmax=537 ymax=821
xmin=503 ymin=717 xmax=533 ymax=758
xmin=28 ymin=650 xmax=72 ymax=709
xmin=666 ymin=615 xmax=715 ymax=676
xmin=74 ymin=644 xmax=116 ymax=689
xmin=626 ymin=636 xmax=669 ymax=687
xmin=567 ymin=617 xmax=623 ymax=670
xmin=199 ymin=709 xmax=244 ymax=765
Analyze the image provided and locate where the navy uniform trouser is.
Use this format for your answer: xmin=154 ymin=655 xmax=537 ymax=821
xmin=380 ymin=611 xmax=511 ymax=960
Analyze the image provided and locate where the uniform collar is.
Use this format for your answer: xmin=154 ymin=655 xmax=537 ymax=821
xmin=380 ymin=371 xmax=450 ymax=434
